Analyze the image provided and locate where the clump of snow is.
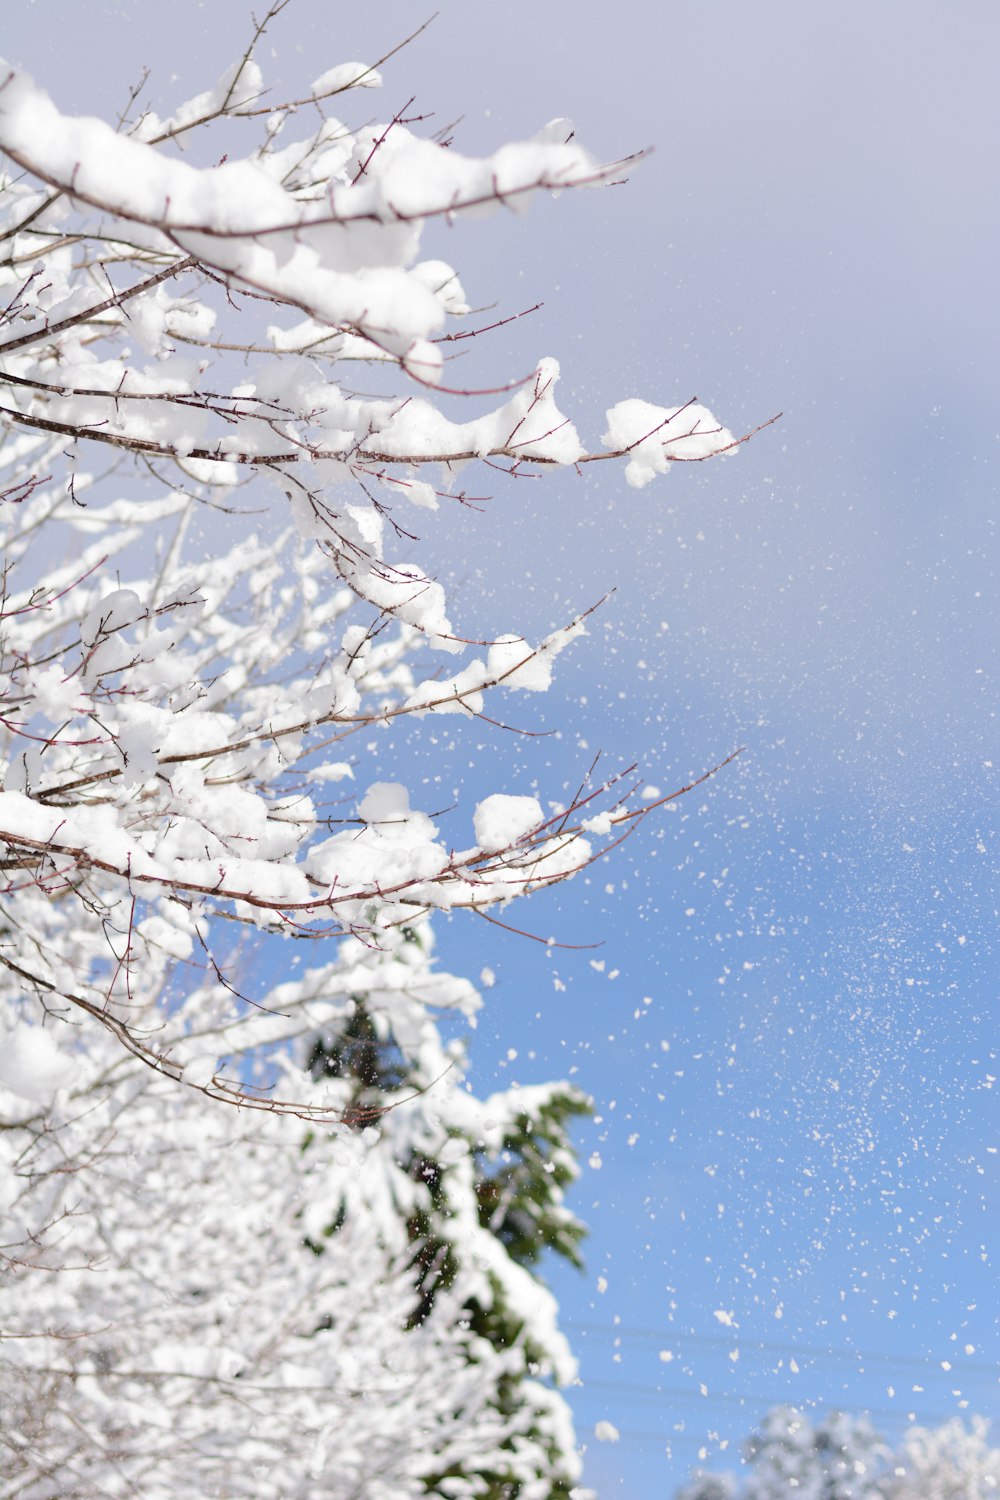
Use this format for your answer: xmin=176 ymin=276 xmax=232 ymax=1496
xmin=307 ymin=783 xmax=447 ymax=899
xmin=473 ymin=794 xmax=543 ymax=853
xmin=410 ymin=259 xmax=469 ymax=316
xmin=581 ymin=810 xmax=614 ymax=835
xmin=309 ymin=762 xmax=355 ymax=783
xmin=487 ymin=619 xmax=584 ymax=692
xmin=310 ymin=62 xmax=381 ymax=95
xmin=603 ymin=398 xmax=736 ymax=488
xmin=0 ymin=1023 xmax=76 ymax=1103
xmin=80 ymin=588 xmax=146 ymax=648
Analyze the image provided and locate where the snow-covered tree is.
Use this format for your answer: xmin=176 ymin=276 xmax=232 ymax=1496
xmin=745 ymin=1408 xmax=889 ymax=1500
xmin=0 ymin=6 xmax=752 ymax=1493
xmin=886 ymin=1418 xmax=1000 ymax=1500
xmin=677 ymin=1409 xmax=999 ymax=1500
xmin=677 ymin=1408 xmax=889 ymax=1500
xmin=307 ymin=945 xmax=589 ymax=1497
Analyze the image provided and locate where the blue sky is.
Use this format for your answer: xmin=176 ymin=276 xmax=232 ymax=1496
xmin=7 ymin=2 xmax=999 ymax=1493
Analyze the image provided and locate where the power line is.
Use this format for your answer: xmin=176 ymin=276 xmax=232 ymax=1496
xmin=570 ymin=1377 xmax=979 ymax=1429
xmin=565 ymin=1320 xmax=1000 ymax=1379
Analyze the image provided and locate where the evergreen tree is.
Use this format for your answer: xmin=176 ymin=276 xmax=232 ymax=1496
xmin=306 ymin=925 xmax=590 ymax=1499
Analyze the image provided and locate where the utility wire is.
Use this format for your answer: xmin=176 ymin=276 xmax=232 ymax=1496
xmin=565 ymin=1320 xmax=1000 ymax=1379
xmin=570 ymin=1377 xmax=978 ymax=1429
